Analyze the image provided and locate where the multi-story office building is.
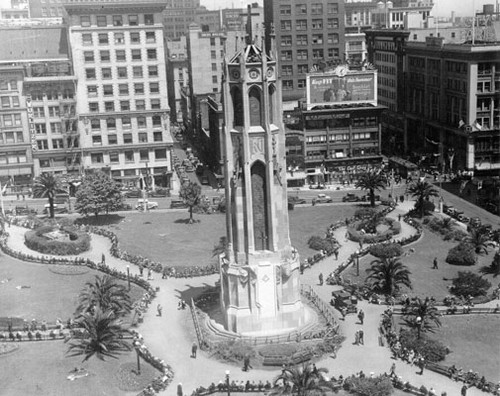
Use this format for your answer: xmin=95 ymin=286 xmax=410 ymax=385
xmin=264 ymin=0 xmax=346 ymax=105
xmin=371 ymin=0 xmax=433 ymax=29
xmin=162 ymin=0 xmax=200 ymax=39
xmin=29 ymin=0 xmax=65 ymax=18
xmin=166 ymin=36 xmax=188 ymax=123
xmin=64 ymin=0 xmax=174 ymax=189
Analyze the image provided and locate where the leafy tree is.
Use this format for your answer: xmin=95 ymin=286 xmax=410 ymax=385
xmin=407 ymin=181 xmax=439 ymax=218
xmin=366 ymin=257 xmax=412 ymax=296
xmin=438 ymin=217 xmax=456 ymax=231
xmin=355 ymin=172 xmax=386 ymax=207
xmin=403 ymin=297 xmax=441 ymax=339
xmin=74 ymin=171 xmax=124 ymax=218
xmin=368 ymin=243 xmax=403 ymax=259
xmin=466 ymin=227 xmax=494 ymax=255
xmin=446 ymin=242 xmax=476 ymax=266
xmin=480 ymin=251 xmax=500 ymax=277
xmin=179 ymin=181 xmax=202 ymax=224
xmin=451 ymin=271 xmax=491 ymax=298
xmin=76 ymin=275 xmax=132 ymax=318
xmin=66 ymin=307 xmax=131 ymax=362
xmin=32 ymin=173 xmax=64 ymax=219
xmin=272 ymin=363 xmax=337 ymax=396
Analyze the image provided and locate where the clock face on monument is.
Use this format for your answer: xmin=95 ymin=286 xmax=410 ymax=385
xmin=335 ymin=66 xmax=348 ymax=77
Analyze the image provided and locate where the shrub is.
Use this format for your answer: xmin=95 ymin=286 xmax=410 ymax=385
xmin=445 ymin=243 xmax=476 ymax=266
xmin=348 ymin=217 xmax=401 ymax=244
xmin=343 ymin=374 xmax=394 ymax=396
xmin=307 ymin=235 xmax=337 ymax=253
xmin=398 ymin=329 xmax=448 ymax=362
xmin=24 ymin=225 xmax=91 ymax=255
xmin=369 ymin=243 xmax=403 ymax=259
xmin=443 ymin=229 xmax=468 ymax=242
xmin=450 ymin=271 xmax=491 ymax=298
xmin=354 ymin=207 xmax=379 ymax=219
xmin=209 ymin=340 xmax=256 ymax=363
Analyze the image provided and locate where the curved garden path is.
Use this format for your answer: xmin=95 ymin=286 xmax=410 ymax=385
xmin=2 ymin=200 xmax=491 ymax=396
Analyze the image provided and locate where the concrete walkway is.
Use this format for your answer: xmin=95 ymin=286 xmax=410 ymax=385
xmin=2 ymin=202 xmax=490 ymax=395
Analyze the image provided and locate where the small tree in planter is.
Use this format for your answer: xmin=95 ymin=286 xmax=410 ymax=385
xmin=403 ymin=297 xmax=441 ymax=339
xmin=450 ymin=271 xmax=491 ymax=298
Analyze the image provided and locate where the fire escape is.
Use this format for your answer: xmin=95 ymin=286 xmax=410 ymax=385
xmin=61 ymin=102 xmax=80 ymax=176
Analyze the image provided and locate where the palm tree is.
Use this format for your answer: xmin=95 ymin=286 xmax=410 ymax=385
xmin=66 ymin=308 xmax=131 ymax=362
xmin=272 ymin=363 xmax=337 ymax=396
xmin=407 ymin=180 xmax=439 ymax=218
xmin=439 ymin=217 xmax=456 ymax=231
xmin=179 ymin=180 xmax=202 ymax=224
xmin=355 ymin=172 xmax=387 ymax=207
xmin=466 ymin=228 xmax=493 ymax=255
xmin=366 ymin=257 xmax=412 ymax=296
xmin=480 ymin=251 xmax=500 ymax=277
xmin=403 ymin=297 xmax=442 ymax=339
xmin=32 ymin=173 xmax=63 ymax=219
xmin=76 ymin=275 xmax=132 ymax=318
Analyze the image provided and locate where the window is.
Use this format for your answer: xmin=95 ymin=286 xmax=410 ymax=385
xmin=312 ymin=49 xmax=323 ymax=59
xmin=281 ymin=36 xmax=292 ymax=47
xmin=138 ymin=133 xmax=148 ymax=143
xmin=117 ymin=67 xmax=127 ymax=79
xmin=133 ymin=66 xmax=143 ymax=78
xmin=97 ymin=15 xmax=107 ymax=27
xmin=106 ymin=118 xmax=116 ymax=129
xmin=114 ymin=33 xmax=124 ymax=44
xmin=296 ymin=3 xmax=307 ymax=14
xmin=147 ymin=49 xmax=157 ymax=60
xmin=123 ymin=133 xmax=133 ymax=144
xmin=48 ymin=106 xmax=59 ymax=117
xmin=280 ymin=5 xmax=291 ymax=15
xmin=101 ymin=68 xmax=112 ymax=79
xmin=137 ymin=116 xmax=146 ymax=128
xmin=328 ymin=48 xmax=339 ymax=58
xmin=82 ymin=33 xmax=92 ymax=45
xmin=134 ymin=83 xmax=144 ymax=95
xmin=145 ymin=31 xmax=156 ymax=43
xmin=296 ymin=20 xmax=307 ymax=30
xmin=131 ymin=49 xmax=141 ymax=61
xmin=148 ymin=66 xmax=158 ymax=77
xmin=116 ymin=50 xmax=126 ymax=62
xmin=51 ymin=122 xmax=62 ymax=134
xmin=33 ymin=107 xmax=45 ymax=117
xmin=100 ymin=50 xmax=110 ymax=62
xmin=152 ymin=115 xmax=162 ymax=127
xmin=298 ymin=64 xmax=309 ymax=74
xmin=98 ymin=33 xmax=109 ymax=45
xmin=63 ymin=89 xmax=73 ymax=99
xmin=281 ymin=50 xmax=292 ymax=61
xmin=46 ymin=91 xmax=58 ymax=100
xmin=103 ymin=85 xmax=113 ymax=96
xmin=91 ymin=153 xmax=103 ymax=164
xmin=112 ymin=15 xmax=122 ymax=26
xmin=14 ymin=114 xmax=21 ymax=126
xmin=282 ymin=65 xmax=293 ymax=76
xmin=297 ymin=49 xmax=308 ymax=60
xmin=84 ymin=51 xmax=94 ymax=62
xmin=16 ymin=132 xmax=24 ymax=142
xmin=136 ymin=100 xmax=145 ymax=110
xmin=312 ymin=34 xmax=323 ymax=44
xmin=108 ymin=135 xmax=118 ymax=145
xmin=35 ymin=123 xmax=47 ymax=134
xmin=37 ymin=139 xmax=49 ymax=150
xmin=125 ymin=150 xmax=134 ymax=162
xmin=86 ymin=68 xmax=96 ymax=79
xmin=297 ymin=35 xmax=308 ymax=45
xmin=312 ymin=19 xmax=323 ymax=29
xmin=0 ymin=81 xmax=8 ymax=90
xmin=104 ymin=101 xmax=114 ymax=111
xmin=280 ymin=20 xmax=291 ymax=31
xmin=89 ymin=102 xmax=99 ymax=112
xmin=154 ymin=149 xmax=166 ymax=159
xmin=211 ymin=50 xmax=216 ymax=59
xmin=327 ymin=18 xmax=339 ymax=28
xmin=128 ymin=14 xmax=138 ymax=26
xmin=130 ymin=32 xmax=140 ymax=43
xmin=150 ymin=99 xmax=160 ymax=109
xmin=118 ymin=84 xmax=129 ymax=95
xmin=2 ymin=115 xmax=12 ymax=126
xmin=328 ymin=33 xmax=339 ymax=44
xmin=122 ymin=117 xmax=131 ymax=129
xmin=139 ymin=149 xmax=149 ymax=160
xmin=150 ymin=83 xmax=159 ymax=94
xmin=80 ymin=15 xmax=90 ymax=27
xmin=91 ymin=118 xmax=100 ymax=130
xmin=109 ymin=151 xmax=119 ymax=162
xmin=311 ymin=3 xmax=323 ymax=14
xmin=92 ymin=135 xmax=102 ymax=146
xmin=210 ymin=37 xmax=216 ymax=46
xmin=327 ymin=3 xmax=338 ymax=14
xmin=153 ymin=131 xmax=162 ymax=142
xmin=144 ymin=14 xmax=154 ymax=25
xmin=298 ymin=79 xmax=306 ymax=88
xmin=120 ymin=101 xmax=130 ymax=111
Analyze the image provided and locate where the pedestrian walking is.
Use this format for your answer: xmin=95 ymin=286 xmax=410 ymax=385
xmin=334 ymin=249 xmax=339 ymax=260
xmin=101 ymin=253 xmax=106 ymax=265
xmin=358 ymin=329 xmax=364 ymax=345
xmin=157 ymin=304 xmax=162 ymax=317
xmin=389 ymin=362 xmax=396 ymax=377
xmin=139 ymin=264 xmax=144 ymax=277
xmin=432 ymin=257 xmax=438 ymax=269
xmin=359 ymin=239 xmax=364 ymax=250
xmin=354 ymin=330 xmax=359 ymax=345
xmin=147 ymin=268 xmax=152 ymax=280
xmin=398 ymin=214 xmax=402 ymax=222
xmin=461 ymin=384 xmax=468 ymax=396
xmin=357 ymin=309 xmax=364 ymax=325
xmin=191 ymin=341 xmax=198 ymax=358
xmin=341 ymin=307 xmax=347 ymax=321
xmin=418 ymin=357 xmax=425 ymax=375
xmin=243 ymin=355 xmax=252 ymax=371
xmin=318 ymin=273 xmax=323 ymax=286
xmin=177 ymin=383 xmax=183 ymax=396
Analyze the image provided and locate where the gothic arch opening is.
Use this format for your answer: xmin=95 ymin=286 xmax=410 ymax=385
xmin=231 ymin=86 xmax=244 ymax=127
xmin=248 ymin=86 xmax=262 ymax=127
xmin=268 ymin=84 xmax=276 ymax=125
xmin=251 ymin=161 xmax=269 ymax=250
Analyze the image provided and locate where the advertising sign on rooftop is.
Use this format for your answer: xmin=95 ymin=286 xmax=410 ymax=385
xmin=306 ymin=67 xmax=377 ymax=109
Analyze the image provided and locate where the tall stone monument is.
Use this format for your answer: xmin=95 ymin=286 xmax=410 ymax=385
xmin=219 ymin=34 xmax=304 ymax=335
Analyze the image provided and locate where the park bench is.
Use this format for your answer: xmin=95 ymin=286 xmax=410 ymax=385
xmin=262 ymin=350 xmax=313 ymax=367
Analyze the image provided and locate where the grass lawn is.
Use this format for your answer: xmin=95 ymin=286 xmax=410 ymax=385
xmin=0 ymin=341 xmax=157 ymax=396
xmin=429 ymin=315 xmax=500 ymax=382
xmin=341 ymin=225 xmax=497 ymax=300
xmin=109 ymin=205 xmax=359 ymax=269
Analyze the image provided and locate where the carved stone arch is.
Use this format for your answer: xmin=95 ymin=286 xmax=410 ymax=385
xmin=248 ymin=85 xmax=262 ymax=127
xmin=231 ymin=85 xmax=244 ymax=127
xmin=250 ymin=160 xmax=269 ymax=251
xmin=268 ymin=83 xmax=276 ymax=124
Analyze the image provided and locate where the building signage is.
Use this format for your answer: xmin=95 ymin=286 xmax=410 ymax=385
xmin=306 ymin=71 xmax=376 ymax=109
xmin=199 ymin=32 xmax=225 ymax=38
xmin=25 ymin=94 xmax=37 ymax=151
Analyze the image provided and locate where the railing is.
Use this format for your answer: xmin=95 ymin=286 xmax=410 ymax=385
xmin=300 ymin=284 xmax=338 ymax=327
xmin=190 ymin=298 xmax=206 ymax=350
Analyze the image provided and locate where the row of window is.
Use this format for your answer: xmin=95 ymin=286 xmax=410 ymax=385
xmin=80 ymin=14 xmax=155 ymax=28
xmin=0 ymin=151 xmax=27 ymax=165
xmin=88 ymin=98 xmax=162 ymax=113
xmin=0 ymin=113 xmax=22 ymax=127
xmin=0 ymin=131 xmax=24 ymax=145
xmin=281 ymin=47 xmax=340 ymax=62
xmin=1 ymin=96 xmax=20 ymax=108
xmin=0 ymin=80 xmax=18 ymax=91
xmin=90 ymin=149 xmax=167 ymax=165
xmin=32 ymin=107 xmax=60 ymax=118
xmin=33 ymin=122 xmax=64 ymax=134
xmin=280 ymin=18 xmax=339 ymax=31
xmin=281 ymin=33 xmax=339 ymax=47
xmin=84 ymin=48 xmax=157 ymax=63
xmin=374 ymin=52 xmax=396 ymax=64
xmin=87 ymin=82 xmax=160 ymax=97
xmin=90 ymin=131 xmax=163 ymax=146
xmin=279 ymin=3 xmax=339 ymax=16
xmin=82 ymin=31 xmax=156 ymax=46
xmin=29 ymin=90 xmax=74 ymax=101
xmin=88 ymin=116 xmax=163 ymax=130
xmin=85 ymin=65 xmax=158 ymax=81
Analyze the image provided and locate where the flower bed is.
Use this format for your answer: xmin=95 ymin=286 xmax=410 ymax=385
xmin=347 ymin=217 xmax=401 ymax=244
xmin=24 ymin=225 xmax=90 ymax=255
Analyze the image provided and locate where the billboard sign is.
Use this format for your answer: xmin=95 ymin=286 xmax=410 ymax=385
xmin=306 ymin=68 xmax=377 ymax=109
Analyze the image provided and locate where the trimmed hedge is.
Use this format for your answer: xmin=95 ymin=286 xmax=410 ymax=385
xmin=398 ymin=329 xmax=448 ymax=363
xmin=369 ymin=242 xmax=403 ymax=259
xmin=445 ymin=243 xmax=476 ymax=266
xmin=25 ymin=225 xmax=91 ymax=255
xmin=450 ymin=271 xmax=491 ymax=298
xmin=348 ymin=217 xmax=401 ymax=244
xmin=307 ymin=235 xmax=337 ymax=254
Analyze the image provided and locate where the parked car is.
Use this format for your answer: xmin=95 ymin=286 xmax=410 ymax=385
xmin=135 ymin=200 xmax=158 ymax=210
xmin=170 ymin=200 xmax=188 ymax=209
xmin=469 ymin=217 xmax=482 ymax=228
xmin=200 ymin=175 xmax=210 ymax=185
xmin=288 ymin=196 xmax=307 ymax=205
xmin=14 ymin=205 xmax=37 ymax=216
xmin=312 ymin=193 xmax=333 ymax=205
xmin=330 ymin=290 xmax=357 ymax=314
xmin=123 ymin=189 xmax=142 ymax=198
xmin=116 ymin=203 xmax=133 ymax=211
xmin=360 ymin=194 xmax=381 ymax=202
xmin=342 ymin=193 xmax=361 ymax=202
xmin=149 ymin=189 xmax=169 ymax=198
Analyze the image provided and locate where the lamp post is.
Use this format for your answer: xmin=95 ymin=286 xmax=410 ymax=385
xmin=225 ymin=370 xmax=230 ymax=396
xmin=133 ymin=340 xmax=141 ymax=375
xmin=126 ymin=265 xmax=131 ymax=290
xmin=355 ymin=249 xmax=360 ymax=276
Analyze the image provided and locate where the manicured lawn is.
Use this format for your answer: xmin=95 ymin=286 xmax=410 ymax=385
xmin=0 ymin=341 xmax=156 ymax=396
xmin=431 ymin=315 xmax=500 ymax=382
